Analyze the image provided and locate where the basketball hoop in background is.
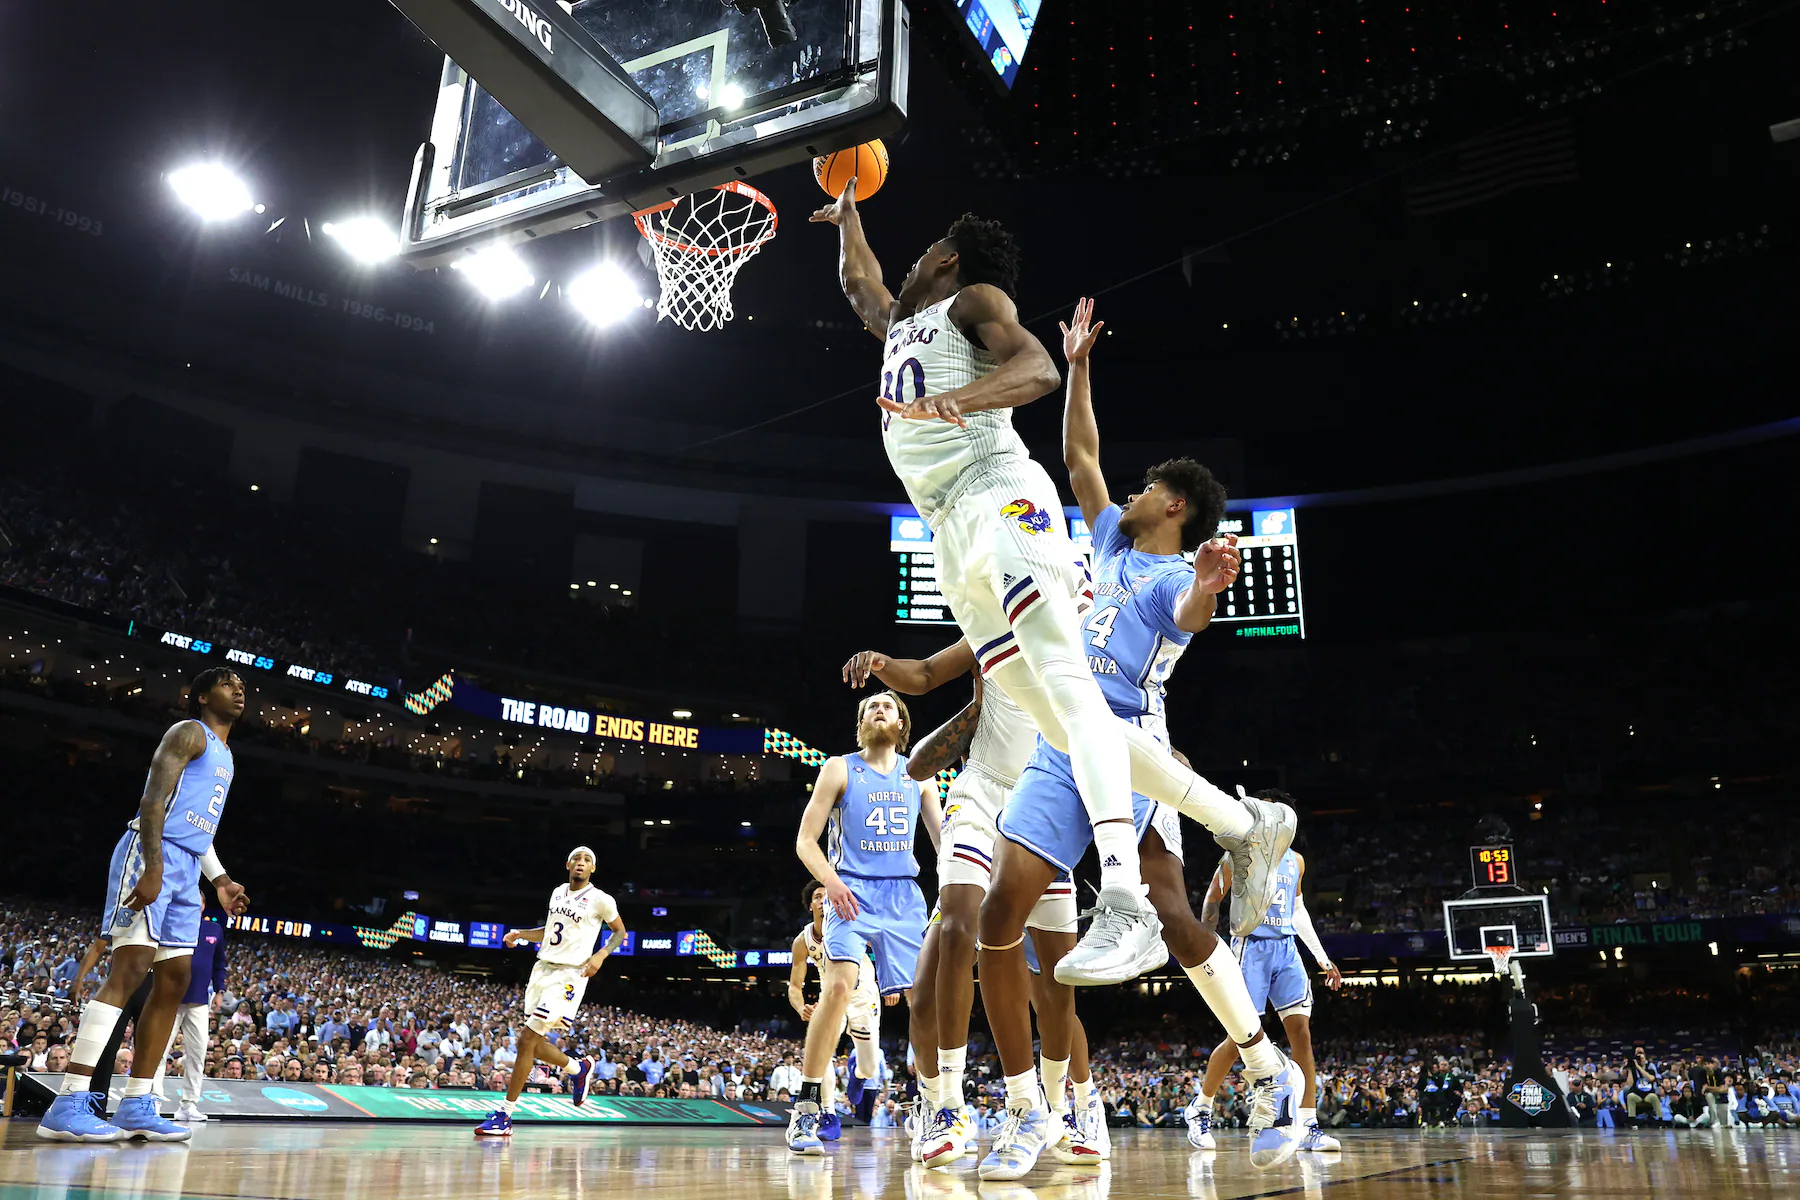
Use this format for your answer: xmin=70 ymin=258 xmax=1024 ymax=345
xmin=633 ymin=182 xmax=778 ymax=331
xmin=1486 ymin=943 xmax=1525 ymax=991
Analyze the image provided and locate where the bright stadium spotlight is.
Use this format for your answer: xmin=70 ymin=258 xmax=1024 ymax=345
xmin=322 ymin=217 xmax=399 ymax=264
xmin=567 ymin=261 xmax=644 ymax=327
xmin=719 ymin=83 xmax=746 ymax=110
xmin=167 ymin=163 xmax=254 ymax=220
xmin=451 ymin=246 xmax=534 ymax=300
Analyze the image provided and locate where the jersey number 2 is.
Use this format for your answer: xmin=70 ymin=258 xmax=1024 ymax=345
xmin=1085 ymin=605 xmax=1120 ymax=649
xmin=207 ymin=783 xmax=226 ymax=818
xmin=864 ymin=806 xmax=911 ymax=837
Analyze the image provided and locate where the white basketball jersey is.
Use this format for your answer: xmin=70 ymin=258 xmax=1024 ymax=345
xmin=880 ymin=292 xmax=1031 ymax=523
xmin=800 ymin=921 xmax=878 ymax=998
xmin=965 ymin=683 xmax=1036 ymax=789
xmin=537 ymin=882 xmax=619 ymax=967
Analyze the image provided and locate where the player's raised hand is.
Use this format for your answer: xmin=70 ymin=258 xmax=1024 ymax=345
xmin=878 ymin=389 xmax=968 ymax=428
xmin=1192 ymin=533 xmax=1241 ymax=594
xmin=843 ymin=650 xmax=890 ymax=688
xmin=825 ymin=877 xmax=861 ymax=922
xmin=809 ymin=178 xmax=859 ymax=226
xmin=1060 ymin=297 xmax=1105 ymax=363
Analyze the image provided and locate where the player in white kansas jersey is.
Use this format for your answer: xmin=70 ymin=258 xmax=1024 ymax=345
xmin=812 ymin=184 xmax=1293 ymax=987
xmin=475 ymin=847 xmax=626 ymax=1137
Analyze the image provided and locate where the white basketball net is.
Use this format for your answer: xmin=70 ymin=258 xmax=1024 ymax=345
xmin=634 ymin=181 xmax=778 ymax=332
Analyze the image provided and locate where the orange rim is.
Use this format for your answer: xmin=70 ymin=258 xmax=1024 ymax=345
xmin=633 ymin=181 xmax=779 ymax=259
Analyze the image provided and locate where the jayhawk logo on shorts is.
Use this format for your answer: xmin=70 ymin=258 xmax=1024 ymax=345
xmin=1002 ymin=498 xmax=1052 ymax=535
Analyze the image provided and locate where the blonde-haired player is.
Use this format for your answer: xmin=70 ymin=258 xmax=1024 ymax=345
xmin=475 ymin=846 xmax=626 ymax=1137
xmin=789 ymin=879 xmax=894 ymax=1142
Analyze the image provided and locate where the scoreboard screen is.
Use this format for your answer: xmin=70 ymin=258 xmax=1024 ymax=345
xmin=891 ymin=506 xmax=1306 ymax=639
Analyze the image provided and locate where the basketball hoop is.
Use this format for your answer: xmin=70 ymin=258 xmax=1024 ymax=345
xmin=1484 ymin=945 xmax=1514 ymax=979
xmin=633 ymin=181 xmax=778 ymax=331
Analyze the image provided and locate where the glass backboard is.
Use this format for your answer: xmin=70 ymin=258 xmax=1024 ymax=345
xmin=1443 ymin=894 xmax=1554 ymax=962
xmin=401 ymin=0 xmax=908 ymax=264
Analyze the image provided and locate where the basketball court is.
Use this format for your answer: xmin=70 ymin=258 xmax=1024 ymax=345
xmin=4 ymin=1122 xmax=1792 ymax=1200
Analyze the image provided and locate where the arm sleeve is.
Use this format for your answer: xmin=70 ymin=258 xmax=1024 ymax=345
xmin=1290 ymin=895 xmax=1332 ymax=968
xmin=199 ymin=846 xmax=228 ymax=883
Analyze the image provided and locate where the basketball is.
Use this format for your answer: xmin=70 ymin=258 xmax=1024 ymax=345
xmin=813 ymin=139 xmax=888 ymax=201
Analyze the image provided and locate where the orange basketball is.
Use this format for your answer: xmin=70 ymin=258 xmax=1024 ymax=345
xmin=813 ymin=139 xmax=888 ymax=201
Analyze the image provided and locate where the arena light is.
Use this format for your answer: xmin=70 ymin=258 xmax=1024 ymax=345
xmin=167 ymin=163 xmax=255 ymax=220
xmin=567 ymin=262 xmax=644 ymax=327
xmin=719 ymin=83 xmax=746 ymax=110
xmin=451 ymin=247 xmax=534 ymax=300
xmin=322 ymin=217 xmax=400 ymax=264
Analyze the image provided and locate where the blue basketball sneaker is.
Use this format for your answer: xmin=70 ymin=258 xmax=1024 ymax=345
xmin=111 ymin=1095 xmax=191 ymax=1142
xmin=978 ymin=1105 xmax=1051 ymax=1181
xmin=1247 ymin=1058 xmax=1305 ymax=1171
xmin=569 ymin=1057 xmax=595 ymax=1107
xmin=36 ymin=1092 xmax=125 ymax=1142
xmin=817 ymin=1110 xmax=843 ymax=1142
xmin=474 ymin=1109 xmax=513 ymax=1137
xmin=787 ymin=1105 xmax=824 ymax=1155
xmin=845 ymin=1060 xmax=866 ymax=1108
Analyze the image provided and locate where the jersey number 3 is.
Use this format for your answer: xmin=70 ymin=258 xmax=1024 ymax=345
xmin=864 ymin=806 xmax=911 ymax=837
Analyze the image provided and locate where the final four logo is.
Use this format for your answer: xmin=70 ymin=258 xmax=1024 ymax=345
xmin=1001 ymin=498 xmax=1052 ymax=535
xmin=1507 ymin=1078 xmax=1555 ymax=1116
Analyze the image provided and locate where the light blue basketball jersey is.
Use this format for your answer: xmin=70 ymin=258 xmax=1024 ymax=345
xmin=1083 ymin=505 xmax=1195 ymax=736
xmin=133 ymin=719 xmax=234 ymax=856
xmin=828 ymin=752 xmax=922 ymax=879
xmin=1251 ymin=849 xmax=1300 ymax=938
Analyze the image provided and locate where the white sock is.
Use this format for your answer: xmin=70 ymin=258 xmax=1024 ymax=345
xmin=1120 ymin=723 xmax=1254 ymax=841
xmin=67 ymin=1000 xmax=123 ymax=1081
xmin=918 ymin=1071 xmax=940 ymax=1110
xmin=1200 ymin=1090 xmax=1217 ymax=1109
xmin=122 ymin=1077 xmax=152 ymax=1098
xmin=1299 ymin=1106 xmax=1317 ymax=1128
xmin=502 ymin=1096 xmax=517 ymax=1114
xmin=1004 ymin=1069 xmax=1042 ymax=1112
xmin=1092 ymin=822 xmax=1143 ymax=892
xmin=938 ymin=1047 xmax=967 ymax=1109
xmin=1041 ymin=1056 xmax=1070 ymax=1113
xmin=1073 ymin=1076 xmax=1094 ymax=1110
xmin=822 ymin=1070 xmax=836 ymax=1112
xmin=1183 ymin=943 xmax=1283 ymax=1077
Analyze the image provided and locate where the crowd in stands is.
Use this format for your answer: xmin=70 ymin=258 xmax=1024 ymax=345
xmin=8 ymin=897 xmax=1800 ymax=1132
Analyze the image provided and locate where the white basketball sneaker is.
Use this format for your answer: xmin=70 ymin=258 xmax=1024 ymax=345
xmin=1054 ymin=885 xmax=1165 ymax=987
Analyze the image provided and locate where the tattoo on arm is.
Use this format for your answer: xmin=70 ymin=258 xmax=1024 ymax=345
xmin=907 ymin=700 xmax=982 ymax=781
xmin=140 ymin=722 xmax=205 ymax=873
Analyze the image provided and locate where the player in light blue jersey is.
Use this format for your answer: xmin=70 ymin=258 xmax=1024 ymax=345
xmin=973 ymin=299 xmax=1307 ymax=1179
xmin=39 ymin=668 xmax=251 ymax=1143
xmin=1189 ymin=840 xmax=1344 ymax=1154
xmin=788 ymin=691 xmax=944 ymax=1154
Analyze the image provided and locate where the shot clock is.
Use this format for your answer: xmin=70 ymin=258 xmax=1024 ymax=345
xmin=1470 ymin=844 xmax=1517 ymax=889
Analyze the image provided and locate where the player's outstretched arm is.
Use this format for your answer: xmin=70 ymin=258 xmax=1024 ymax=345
xmin=888 ymin=284 xmax=1057 ymax=425
xmin=504 ymin=926 xmax=547 ymax=947
xmin=787 ymin=935 xmax=814 ymax=1020
xmin=1200 ymin=859 xmax=1230 ymax=933
xmin=1060 ymin=297 xmax=1110 ymax=526
xmin=583 ymin=915 xmax=629 ymax=977
xmin=125 ymin=720 xmax=208 ymax=911
xmin=1174 ymin=534 xmax=1240 ymax=633
xmin=843 ymin=639 xmax=975 ymax=693
xmin=906 ymin=674 xmax=983 ymax=783
xmin=809 ymin=180 xmax=894 ymax=338
xmin=1290 ymin=854 xmax=1342 ymax=989
xmin=919 ymin=776 xmax=945 ymax=857
xmin=797 ymin=757 xmax=859 ymax=919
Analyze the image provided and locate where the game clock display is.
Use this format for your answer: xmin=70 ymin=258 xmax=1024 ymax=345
xmin=889 ymin=506 xmax=1306 ymax=639
xmin=1471 ymin=844 xmax=1516 ymax=888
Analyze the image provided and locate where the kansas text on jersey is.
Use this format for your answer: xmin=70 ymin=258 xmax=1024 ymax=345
xmin=879 ymin=293 xmax=1030 ymax=524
